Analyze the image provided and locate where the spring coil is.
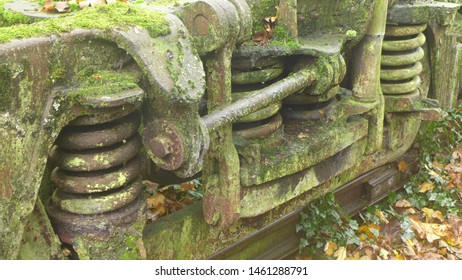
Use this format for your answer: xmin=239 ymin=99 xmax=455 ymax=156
xmin=49 ymin=107 xmax=143 ymax=215
xmin=282 ymin=55 xmax=345 ymax=122
xmin=381 ymin=24 xmax=427 ymax=96
xmin=231 ymin=57 xmax=285 ymax=139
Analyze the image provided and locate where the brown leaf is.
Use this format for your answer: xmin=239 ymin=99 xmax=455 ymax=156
xmin=398 ymin=160 xmax=407 ymax=172
xmin=324 ymin=241 xmax=337 ymax=256
xmin=146 ymin=192 xmax=168 ymax=217
xmin=448 ymin=214 xmax=462 ymax=236
xmin=422 ymin=252 xmax=445 ymax=260
xmin=41 ymin=0 xmax=55 ymax=12
xmin=395 ymin=199 xmax=412 ymax=208
xmin=418 ymin=182 xmax=434 ymax=193
xmin=54 ymin=1 xmax=69 ymax=12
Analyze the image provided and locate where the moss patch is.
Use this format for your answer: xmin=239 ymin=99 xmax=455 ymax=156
xmin=0 ymin=0 xmax=33 ymax=27
xmin=0 ymin=2 xmax=171 ymax=43
xmin=0 ymin=64 xmax=12 ymax=111
xmin=68 ymin=66 xmax=138 ymax=98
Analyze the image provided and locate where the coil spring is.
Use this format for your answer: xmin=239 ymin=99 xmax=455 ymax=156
xmin=49 ymin=107 xmax=143 ymax=215
xmin=282 ymin=55 xmax=345 ymax=122
xmin=381 ymin=24 xmax=427 ymax=96
xmin=231 ymin=57 xmax=285 ymax=139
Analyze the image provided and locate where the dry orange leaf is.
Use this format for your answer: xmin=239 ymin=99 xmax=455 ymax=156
xmin=41 ymin=0 xmax=55 ymax=12
xmin=398 ymin=160 xmax=407 ymax=172
xmin=324 ymin=241 xmax=338 ymax=256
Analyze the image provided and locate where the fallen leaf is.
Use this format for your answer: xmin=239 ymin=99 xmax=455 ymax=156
xmin=297 ymin=132 xmax=309 ymax=139
xmin=422 ymin=252 xmax=445 ymax=260
xmin=379 ymin=248 xmax=390 ymax=260
xmin=334 ymin=246 xmax=347 ymax=260
xmin=410 ymin=219 xmax=450 ymax=243
xmin=41 ymin=0 xmax=55 ymax=12
xmin=398 ymin=161 xmax=407 ymax=172
xmin=395 ymin=199 xmax=412 ymax=208
xmin=359 ymin=224 xmax=381 ymax=242
xmin=375 ymin=210 xmax=389 ymax=224
xmin=421 ymin=208 xmax=444 ymax=223
xmin=54 ymin=1 xmax=69 ymax=12
xmin=418 ymin=182 xmax=434 ymax=193
xmin=146 ymin=192 xmax=168 ymax=217
xmin=324 ymin=241 xmax=337 ymax=256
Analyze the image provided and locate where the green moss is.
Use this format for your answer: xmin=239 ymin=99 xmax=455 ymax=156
xmin=270 ymin=25 xmax=299 ymax=47
xmin=0 ymin=64 xmax=12 ymax=111
xmin=120 ymin=236 xmax=140 ymax=260
xmin=0 ymin=0 xmax=33 ymax=27
xmin=68 ymin=66 xmax=138 ymax=98
xmin=0 ymin=2 xmax=170 ymax=43
xmin=146 ymin=0 xmax=179 ymax=6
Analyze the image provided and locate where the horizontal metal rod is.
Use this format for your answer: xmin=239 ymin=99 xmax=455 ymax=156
xmin=202 ymin=68 xmax=315 ymax=131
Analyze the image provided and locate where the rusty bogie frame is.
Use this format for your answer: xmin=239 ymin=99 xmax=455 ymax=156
xmin=1 ymin=0 xmax=462 ymax=259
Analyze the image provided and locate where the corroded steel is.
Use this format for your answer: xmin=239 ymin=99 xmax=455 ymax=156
xmin=1 ymin=0 xmax=462 ymax=260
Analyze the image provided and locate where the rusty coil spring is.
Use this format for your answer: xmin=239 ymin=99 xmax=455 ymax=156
xmin=231 ymin=57 xmax=285 ymax=139
xmin=281 ymin=55 xmax=345 ymax=122
xmin=381 ymin=24 xmax=427 ymax=96
xmin=49 ymin=107 xmax=143 ymax=215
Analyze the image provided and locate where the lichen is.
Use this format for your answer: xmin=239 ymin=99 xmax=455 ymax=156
xmin=0 ymin=2 xmax=171 ymax=43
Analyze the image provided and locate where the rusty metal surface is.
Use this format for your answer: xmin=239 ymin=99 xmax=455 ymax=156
xmin=50 ymin=134 xmax=142 ymax=172
xmin=69 ymin=105 xmax=139 ymax=126
xmin=56 ymin=112 xmax=141 ymax=150
xmin=46 ymin=195 xmax=144 ymax=244
xmin=202 ymin=67 xmax=315 ymax=131
xmin=51 ymin=156 xmax=141 ymax=194
xmin=143 ymin=120 xmax=185 ymax=171
xmin=52 ymin=180 xmax=142 ymax=215
xmin=209 ymin=162 xmax=412 ymax=260
xmin=233 ymin=113 xmax=283 ymax=139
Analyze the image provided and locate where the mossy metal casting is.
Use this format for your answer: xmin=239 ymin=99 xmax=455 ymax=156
xmin=1 ymin=0 xmax=462 ymax=259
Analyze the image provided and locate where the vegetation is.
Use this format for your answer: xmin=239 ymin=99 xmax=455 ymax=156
xmin=297 ymin=104 xmax=462 ymax=260
xmin=0 ymin=2 xmax=171 ymax=43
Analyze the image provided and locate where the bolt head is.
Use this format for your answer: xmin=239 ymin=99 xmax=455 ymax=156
xmin=150 ymin=137 xmax=172 ymax=158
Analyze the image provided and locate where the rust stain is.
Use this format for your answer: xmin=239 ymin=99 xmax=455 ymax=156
xmin=0 ymin=169 xmax=13 ymax=199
